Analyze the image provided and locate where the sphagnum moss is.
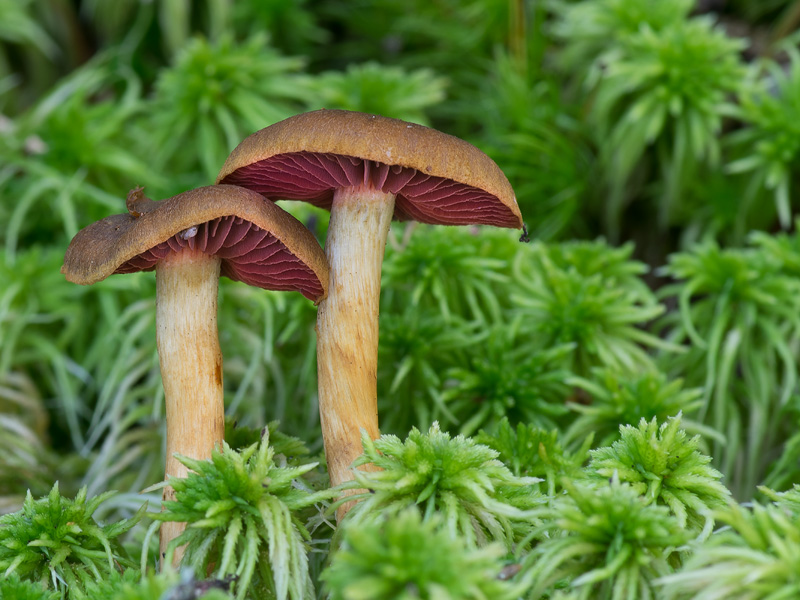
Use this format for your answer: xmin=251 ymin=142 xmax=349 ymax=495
xmin=0 ymin=484 xmax=143 ymax=597
xmin=308 ymin=62 xmax=447 ymax=124
xmin=381 ymin=225 xmax=513 ymax=324
xmin=728 ymin=46 xmax=800 ymax=227
xmin=376 ymin=308 xmax=484 ymax=434
xmin=476 ymin=418 xmax=591 ymax=497
xmin=565 ymin=367 xmax=706 ymax=448
xmin=343 ymin=423 xmax=541 ymax=549
xmin=553 ymin=0 xmax=694 ymax=78
xmin=0 ymin=573 xmax=59 ymax=600
xmin=323 ymin=509 xmax=522 ymax=600
xmin=522 ymin=476 xmax=688 ymax=600
xmin=440 ymin=325 xmax=573 ymax=436
xmin=511 ymin=241 xmax=675 ymax=376
xmin=658 ymin=240 xmax=800 ymax=496
xmin=760 ymin=484 xmax=800 ymax=515
xmin=588 ymin=415 xmax=731 ymax=532
xmin=152 ymin=431 xmax=334 ymax=600
xmin=659 ymin=501 xmax=800 ymax=599
xmin=148 ymin=33 xmax=309 ymax=184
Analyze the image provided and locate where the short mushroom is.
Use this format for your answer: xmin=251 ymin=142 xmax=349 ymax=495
xmin=62 ymin=184 xmax=328 ymax=556
xmin=216 ymin=109 xmax=522 ymax=511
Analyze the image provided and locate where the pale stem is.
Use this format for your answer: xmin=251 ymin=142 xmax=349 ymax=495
xmin=316 ymin=186 xmax=396 ymax=516
xmin=156 ymin=248 xmax=224 ymax=564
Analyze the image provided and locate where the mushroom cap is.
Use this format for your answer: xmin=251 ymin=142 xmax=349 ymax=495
xmin=216 ymin=109 xmax=522 ymax=229
xmin=62 ymin=185 xmax=329 ymax=302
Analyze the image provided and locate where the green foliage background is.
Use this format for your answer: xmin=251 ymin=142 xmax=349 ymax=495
xmin=5 ymin=0 xmax=800 ymax=598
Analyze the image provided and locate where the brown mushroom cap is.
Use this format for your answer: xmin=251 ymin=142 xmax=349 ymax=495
xmin=216 ymin=109 xmax=522 ymax=229
xmin=62 ymin=185 xmax=329 ymax=301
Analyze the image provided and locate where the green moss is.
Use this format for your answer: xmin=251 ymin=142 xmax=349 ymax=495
xmin=588 ymin=415 xmax=730 ymax=530
xmin=345 ymin=423 xmax=541 ymax=549
xmin=0 ymin=484 xmax=142 ymax=598
xmin=153 ymin=432 xmax=334 ymax=600
xmin=323 ymin=509 xmax=521 ymax=600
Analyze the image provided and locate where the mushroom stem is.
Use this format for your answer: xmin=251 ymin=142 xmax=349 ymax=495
xmin=316 ymin=186 xmax=396 ymax=515
xmin=156 ymin=248 xmax=224 ymax=564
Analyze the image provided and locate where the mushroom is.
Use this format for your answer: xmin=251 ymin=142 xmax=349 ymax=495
xmin=216 ymin=109 xmax=522 ymax=513
xmin=62 ymin=184 xmax=328 ymax=556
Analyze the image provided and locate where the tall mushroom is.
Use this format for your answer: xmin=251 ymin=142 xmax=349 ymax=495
xmin=62 ymin=184 xmax=328 ymax=556
xmin=216 ymin=109 xmax=522 ymax=510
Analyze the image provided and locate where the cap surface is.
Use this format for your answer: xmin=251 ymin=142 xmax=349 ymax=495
xmin=216 ymin=109 xmax=522 ymax=229
xmin=62 ymin=185 xmax=329 ymax=301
